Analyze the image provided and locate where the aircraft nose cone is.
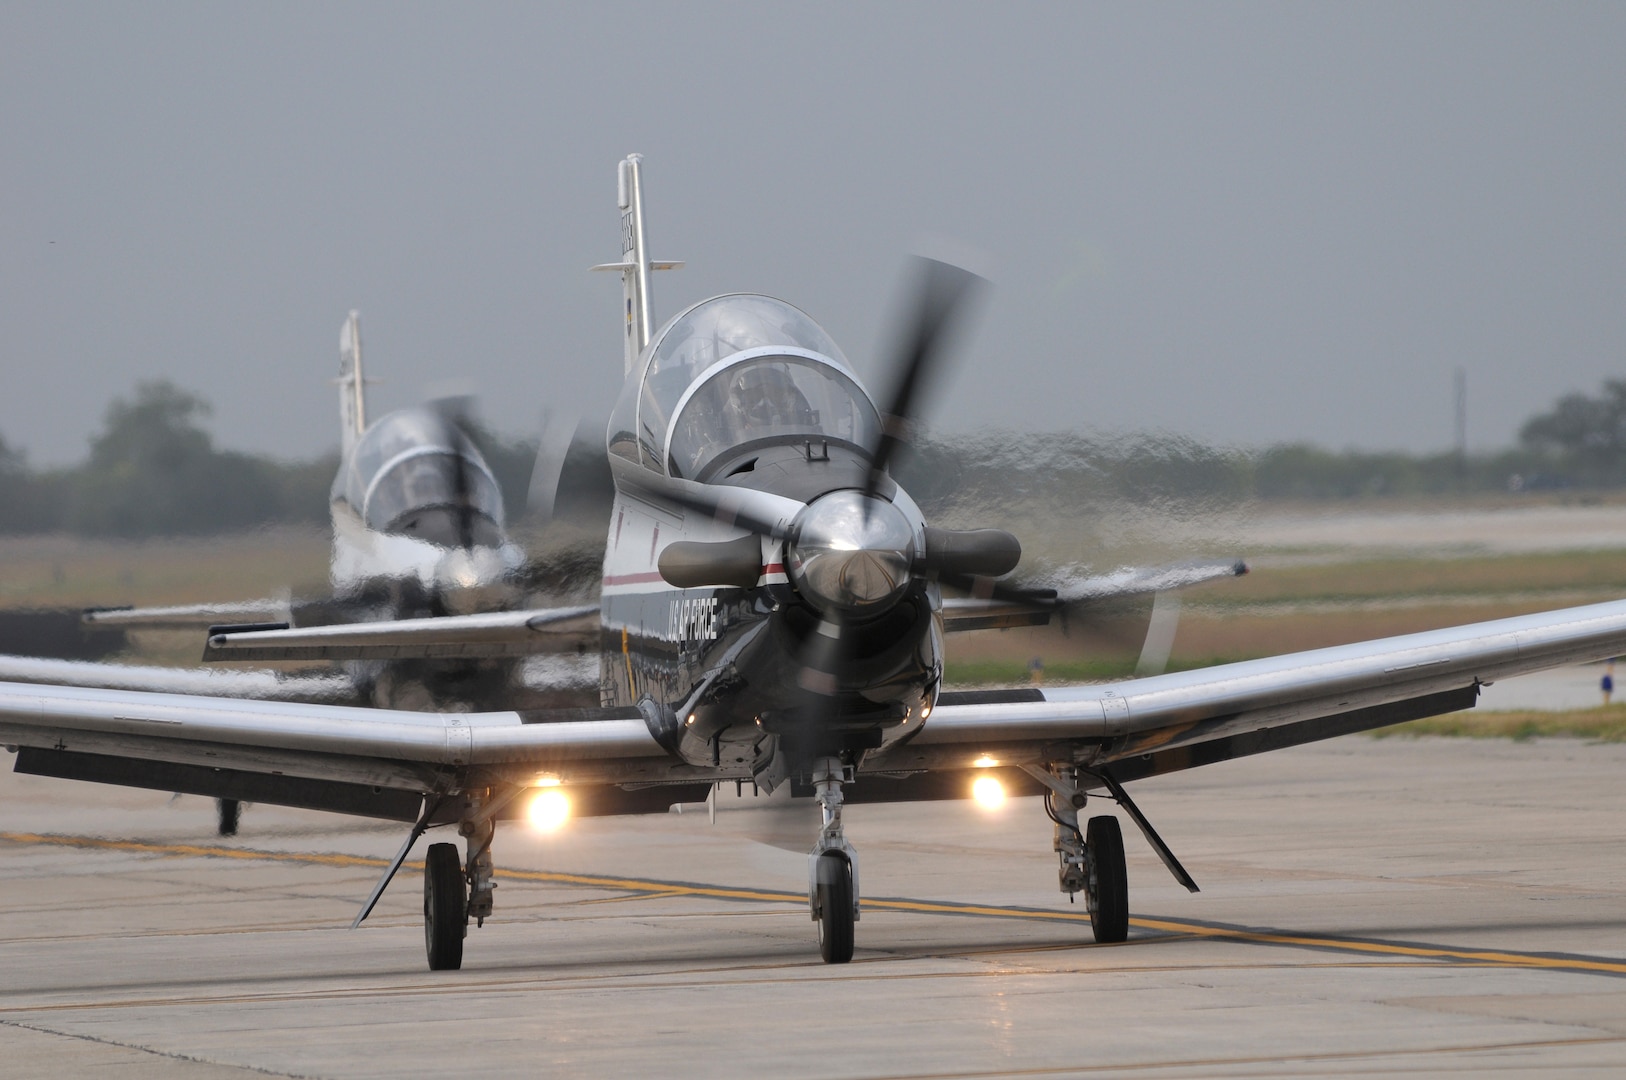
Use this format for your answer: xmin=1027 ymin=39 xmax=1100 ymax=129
xmin=837 ymin=549 xmax=908 ymax=604
xmin=788 ymin=491 xmax=915 ymax=614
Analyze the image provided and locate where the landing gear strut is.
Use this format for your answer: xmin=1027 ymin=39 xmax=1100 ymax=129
xmin=1034 ymin=764 xmax=1200 ymax=946
xmin=1049 ymin=791 xmax=1128 ymax=943
xmin=216 ymin=798 xmax=240 ymax=837
xmin=808 ymin=757 xmax=858 ymax=963
xmin=351 ymin=790 xmax=510 ymax=972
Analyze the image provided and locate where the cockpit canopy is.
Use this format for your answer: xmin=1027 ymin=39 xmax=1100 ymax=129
xmin=333 ymin=407 xmax=506 ymax=548
xmin=609 ymin=294 xmax=880 ymax=479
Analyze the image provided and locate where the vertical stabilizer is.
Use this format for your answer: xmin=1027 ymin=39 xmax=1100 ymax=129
xmin=591 ymin=154 xmax=683 ymax=374
xmin=338 ymin=311 xmax=367 ymax=454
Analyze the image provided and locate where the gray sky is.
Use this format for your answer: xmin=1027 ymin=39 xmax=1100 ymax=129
xmin=3 ymin=2 xmax=1624 ymax=465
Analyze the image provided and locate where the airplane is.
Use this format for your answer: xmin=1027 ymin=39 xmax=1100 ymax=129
xmin=74 ymin=310 xmax=577 ymax=690
xmin=8 ymin=153 xmax=1626 ymax=973
xmin=0 ymin=312 xmax=599 ymax=832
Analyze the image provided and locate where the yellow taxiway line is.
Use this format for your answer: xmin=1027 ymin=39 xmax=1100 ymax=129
xmin=5 ymin=830 xmax=1624 ymax=977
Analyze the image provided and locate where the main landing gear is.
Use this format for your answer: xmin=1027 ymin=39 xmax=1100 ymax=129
xmin=1050 ymin=790 xmax=1129 ymax=942
xmin=808 ymin=757 xmax=858 ymax=963
xmin=352 ymin=791 xmax=506 ymax=972
xmin=215 ymin=798 xmax=241 ymax=837
xmin=423 ymin=842 xmax=467 ymax=970
xmin=1038 ymin=766 xmax=1200 ymax=944
xmin=423 ymin=811 xmax=498 ymax=971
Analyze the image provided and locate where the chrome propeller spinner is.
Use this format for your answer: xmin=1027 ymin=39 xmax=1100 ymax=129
xmin=786 ymin=491 xmax=916 ymax=616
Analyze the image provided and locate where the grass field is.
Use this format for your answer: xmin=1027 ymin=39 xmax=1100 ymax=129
xmin=5 ymin=515 xmax=1626 ymax=746
xmin=0 ymin=529 xmax=330 ymax=610
xmin=1374 ymin=707 xmax=1626 ymax=742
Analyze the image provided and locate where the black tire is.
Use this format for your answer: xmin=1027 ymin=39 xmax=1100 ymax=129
xmin=1087 ymin=815 xmax=1129 ymax=944
xmin=815 ymin=852 xmax=855 ymax=964
xmin=216 ymin=799 xmax=240 ymax=837
xmin=424 ymin=842 xmax=467 ymax=971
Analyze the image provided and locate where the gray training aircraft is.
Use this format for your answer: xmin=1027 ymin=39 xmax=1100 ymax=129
xmin=18 ymin=310 xmax=568 ymax=709
xmin=0 ymin=312 xmax=596 ymax=832
xmin=7 ymin=154 xmax=1626 ymax=972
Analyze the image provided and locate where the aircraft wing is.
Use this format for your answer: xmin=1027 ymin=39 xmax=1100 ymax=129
xmin=0 ymin=654 xmax=363 ymax=705
xmin=200 ymin=605 xmax=602 ymax=661
xmin=872 ymin=596 xmax=1626 ymax=783
xmin=0 ymin=682 xmax=692 ymax=822
xmin=83 ymin=601 xmax=291 ymax=630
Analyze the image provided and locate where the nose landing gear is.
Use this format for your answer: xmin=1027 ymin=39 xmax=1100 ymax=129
xmin=807 ymin=756 xmax=859 ymax=963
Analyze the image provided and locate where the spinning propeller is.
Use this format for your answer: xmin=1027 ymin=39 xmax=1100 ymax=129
xmin=650 ymin=257 xmax=1021 ymax=706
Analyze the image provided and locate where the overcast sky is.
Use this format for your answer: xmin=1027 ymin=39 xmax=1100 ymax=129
xmin=3 ymin=3 xmax=1624 ymax=465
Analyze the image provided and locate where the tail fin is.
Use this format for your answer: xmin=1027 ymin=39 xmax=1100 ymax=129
xmin=590 ymin=154 xmax=683 ymax=374
xmin=338 ymin=310 xmax=367 ymax=454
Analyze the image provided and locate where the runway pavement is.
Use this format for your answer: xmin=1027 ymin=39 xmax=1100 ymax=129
xmin=2 ymin=736 xmax=1624 ymax=1078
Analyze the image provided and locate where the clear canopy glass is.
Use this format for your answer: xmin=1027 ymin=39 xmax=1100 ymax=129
xmin=611 ymin=294 xmax=858 ymax=471
xmin=335 ymin=407 xmax=505 ymax=546
xmin=667 ymin=355 xmax=880 ymax=479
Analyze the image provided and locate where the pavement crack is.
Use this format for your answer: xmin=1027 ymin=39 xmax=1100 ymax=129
xmin=0 ymin=1019 xmax=319 ymax=1079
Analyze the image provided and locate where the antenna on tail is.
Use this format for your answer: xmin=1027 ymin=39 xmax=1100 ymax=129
xmin=336 ymin=311 xmax=380 ymax=454
xmin=591 ymin=154 xmax=684 ymax=374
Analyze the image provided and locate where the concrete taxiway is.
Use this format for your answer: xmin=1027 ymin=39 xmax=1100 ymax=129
xmin=2 ymin=734 xmax=1624 ymax=1078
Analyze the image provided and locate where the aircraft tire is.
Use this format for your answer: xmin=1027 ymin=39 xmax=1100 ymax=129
xmin=424 ymin=842 xmax=467 ymax=971
xmin=1087 ymin=815 xmax=1129 ymax=944
xmin=816 ymin=852 xmax=855 ymax=964
xmin=216 ymin=798 xmax=240 ymax=837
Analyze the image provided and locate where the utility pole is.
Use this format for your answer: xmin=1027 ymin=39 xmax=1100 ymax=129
xmin=1454 ymin=366 xmax=1468 ymax=494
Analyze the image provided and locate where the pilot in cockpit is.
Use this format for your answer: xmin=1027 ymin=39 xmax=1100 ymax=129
xmin=730 ymin=364 xmax=817 ymax=430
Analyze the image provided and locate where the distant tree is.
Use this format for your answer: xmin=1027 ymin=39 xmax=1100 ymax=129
xmin=0 ymin=433 xmax=65 ymax=533
xmin=69 ymin=381 xmax=283 ymax=536
xmin=1518 ymin=380 xmax=1626 ymax=484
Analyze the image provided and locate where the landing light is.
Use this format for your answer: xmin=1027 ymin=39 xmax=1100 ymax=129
xmin=527 ymin=789 xmax=571 ymax=831
xmin=972 ymin=774 xmax=1006 ymax=809
xmin=973 ymin=755 xmax=998 ymax=768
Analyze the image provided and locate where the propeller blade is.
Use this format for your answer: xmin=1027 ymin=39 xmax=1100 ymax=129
xmin=525 ymin=409 xmax=579 ymax=529
xmin=615 ymin=462 xmax=807 ymax=539
xmin=866 ymin=258 xmax=986 ymax=496
xmin=674 ymin=784 xmax=817 ymax=853
xmin=526 ymin=412 xmax=616 ymax=535
xmin=795 ymin=614 xmax=849 ymax=697
xmin=428 ymin=395 xmax=480 ymax=552
xmin=1133 ymin=591 xmax=1182 ymax=677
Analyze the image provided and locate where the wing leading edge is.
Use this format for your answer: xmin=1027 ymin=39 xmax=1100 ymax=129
xmin=0 ymin=683 xmax=678 ymax=795
xmin=875 ymin=596 xmax=1626 ymax=779
xmin=200 ymin=605 xmax=601 ymax=661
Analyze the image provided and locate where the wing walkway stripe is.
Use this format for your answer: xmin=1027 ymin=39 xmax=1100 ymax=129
xmin=5 ymin=831 xmax=1624 ymax=978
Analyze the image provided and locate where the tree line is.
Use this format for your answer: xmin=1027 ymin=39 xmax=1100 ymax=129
xmin=0 ymin=381 xmax=534 ymax=538
xmin=3 ymin=377 xmax=1625 ymax=538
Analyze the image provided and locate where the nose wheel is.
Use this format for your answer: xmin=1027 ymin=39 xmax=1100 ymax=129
xmin=814 ymin=851 xmax=855 ymax=963
xmin=807 ymin=757 xmax=859 ymax=964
